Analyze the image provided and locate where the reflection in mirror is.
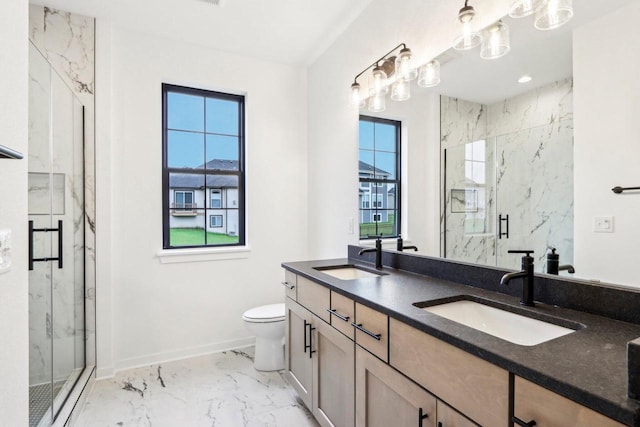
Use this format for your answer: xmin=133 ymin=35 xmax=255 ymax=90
xmin=442 ymin=79 xmax=573 ymax=273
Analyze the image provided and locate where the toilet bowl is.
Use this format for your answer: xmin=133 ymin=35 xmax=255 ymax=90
xmin=242 ymin=303 xmax=286 ymax=371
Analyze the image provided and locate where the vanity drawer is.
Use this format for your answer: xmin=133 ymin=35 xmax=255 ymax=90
xmin=514 ymin=376 xmax=625 ymax=427
xmin=296 ymin=276 xmax=331 ymax=323
xmin=329 ymin=291 xmax=355 ymax=339
xmin=282 ymin=270 xmax=297 ymax=300
xmin=354 ymin=302 xmax=388 ymax=362
xmin=389 ymin=318 xmax=508 ymax=427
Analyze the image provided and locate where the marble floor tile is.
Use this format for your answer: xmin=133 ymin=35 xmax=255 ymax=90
xmin=75 ymin=348 xmax=319 ymax=427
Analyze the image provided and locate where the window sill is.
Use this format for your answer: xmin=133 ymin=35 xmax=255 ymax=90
xmin=156 ymin=246 xmax=251 ymax=264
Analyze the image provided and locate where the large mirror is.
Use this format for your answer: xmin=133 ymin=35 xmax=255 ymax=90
xmin=363 ymin=0 xmax=639 ymax=287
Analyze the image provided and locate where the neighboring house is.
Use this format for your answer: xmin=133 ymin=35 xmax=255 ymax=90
xmin=358 ymin=160 xmax=392 ymax=223
xmin=169 ymin=159 xmax=239 ymax=236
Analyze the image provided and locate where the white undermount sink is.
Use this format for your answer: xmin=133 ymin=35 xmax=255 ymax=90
xmin=314 ymin=265 xmax=383 ymax=280
xmin=421 ymin=300 xmax=577 ymax=346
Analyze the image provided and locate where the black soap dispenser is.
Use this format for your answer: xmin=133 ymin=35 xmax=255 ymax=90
xmin=546 ymin=248 xmax=559 ymax=275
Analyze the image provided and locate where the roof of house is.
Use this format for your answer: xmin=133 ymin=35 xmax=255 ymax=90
xmin=169 ymin=159 xmax=239 ymax=189
xmin=359 ymin=160 xmax=390 ymax=177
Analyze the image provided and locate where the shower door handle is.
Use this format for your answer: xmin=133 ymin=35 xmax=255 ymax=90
xmin=498 ymin=214 xmax=509 ymax=239
xmin=29 ymin=220 xmax=63 ymax=270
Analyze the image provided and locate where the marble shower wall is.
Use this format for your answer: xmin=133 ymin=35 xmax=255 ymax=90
xmin=28 ymin=5 xmax=96 ymax=383
xmin=442 ymin=79 xmax=574 ymax=272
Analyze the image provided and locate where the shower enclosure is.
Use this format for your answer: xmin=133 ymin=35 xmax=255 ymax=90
xmin=443 ymin=120 xmax=574 ymax=273
xmin=28 ymin=42 xmax=87 ymax=427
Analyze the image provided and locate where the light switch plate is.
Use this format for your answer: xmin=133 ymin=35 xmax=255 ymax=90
xmin=593 ymin=216 xmax=614 ymax=233
xmin=0 ymin=229 xmax=12 ymax=274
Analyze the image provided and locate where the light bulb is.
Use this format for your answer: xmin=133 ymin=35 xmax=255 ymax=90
xmin=480 ymin=20 xmax=510 ymax=60
xmin=368 ymin=92 xmax=386 ymax=112
xmin=535 ymin=0 xmax=573 ymax=30
xmin=350 ymin=82 xmax=364 ymax=108
xmin=453 ymin=5 xmax=482 ymax=50
xmin=395 ymin=47 xmax=417 ymax=81
xmin=418 ymin=60 xmax=441 ymax=88
xmin=371 ymin=66 xmax=388 ymax=95
xmin=391 ymin=79 xmax=411 ymax=101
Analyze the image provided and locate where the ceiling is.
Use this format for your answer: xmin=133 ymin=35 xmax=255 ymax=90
xmin=29 ymin=0 xmax=373 ymax=66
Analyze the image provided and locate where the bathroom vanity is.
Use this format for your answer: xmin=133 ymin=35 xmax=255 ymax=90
xmin=282 ymin=247 xmax=640 ymax=427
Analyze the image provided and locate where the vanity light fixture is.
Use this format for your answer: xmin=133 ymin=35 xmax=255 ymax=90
xmin=418 ymin=60 xmax=441 ymax=88
xmin=349 ymin=43 xmax=420 ymax=111
xmin=535 ymin=0 xmax=573 ymax=30
xmin=453 ymin=0 xmax=483 ymax=51
xmin=480 ymin=20 xmax=511 ymax=60
xmin=509 ymin=0 xmax=546 ymax=18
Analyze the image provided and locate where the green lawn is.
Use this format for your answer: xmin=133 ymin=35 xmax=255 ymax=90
xmin=170 ymin=228 xmax=239 ymax=246
xmin=359 ymin=214 xmax=396 ymax=238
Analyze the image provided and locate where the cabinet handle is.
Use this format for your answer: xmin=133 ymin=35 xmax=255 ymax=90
xmin=512 ymin=416 xmax=537 ymax=426
xmin=327 ymin=308 xmax=350 ymax=322
xmin=418 ymin=407 xmax=429 ymax=427
xmin=281 ymin=281 xmax=295 ymax=290
xmin=351 ymin=322 xmax=382 ymax=341
xmin=308 ymin=322 xmax=316 ymax=359
xmin=303 ymin=319 xmax=310 ymax=353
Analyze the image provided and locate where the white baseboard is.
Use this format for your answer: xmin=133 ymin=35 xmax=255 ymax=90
xmin=108 ymin=337 xmax=256 ymax=375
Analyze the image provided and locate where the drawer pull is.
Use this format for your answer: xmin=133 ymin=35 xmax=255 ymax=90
xmin=281 ymin=281 xmax=295 ymax=290
xmin=418 ymin=407 xmax=429 ymax=427
xmin=327 ymin=308 xmax=350 ymax=322
xmin=512 ymin=416 xmax=537 ymax=427
xmin=307 ymin=322 xmax=316 ymax=359
xmin=351 ymin=322 xmax=382 ymax=340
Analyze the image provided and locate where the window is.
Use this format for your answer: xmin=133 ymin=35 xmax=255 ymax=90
xmin=361 ymin=193 xmax=370 ymax=209
xmin=211 ymin=189 xmax=222 ymax=208
xmin=358 ymin=116 xmax=401 ymax=239
xmin=162 ymin=84 xmax=245 ymax=248
xmin=173 ymin=190 xmax=195 ymax=211
xmin=210 ymin=215 xmax=223 ymax=228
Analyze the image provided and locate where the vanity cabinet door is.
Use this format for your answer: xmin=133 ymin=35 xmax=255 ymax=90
xmin=436 ymin=401 xmax=478 ymax=427
xmin=355 ymin=346 xmax=436 ymax=427
xmin=514 ymin=376 xmax=625 ymax=427
xmin=285 ymin=298 xmax=313 ymax=409
xmin=389 ymin=318 xmax=509 ymax=427
xmin=312 ymin=319 xmax=355 ymax=427
xmin=354 ymin=302 xmax=389 ymax=362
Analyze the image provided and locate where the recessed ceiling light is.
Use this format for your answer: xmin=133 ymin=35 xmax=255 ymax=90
xmin=518 ymin=75 xmax=532 ymax=83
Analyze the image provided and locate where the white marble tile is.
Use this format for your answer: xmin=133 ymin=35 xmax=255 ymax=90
xmin=75 ymin=348 xmax=320 ymax=427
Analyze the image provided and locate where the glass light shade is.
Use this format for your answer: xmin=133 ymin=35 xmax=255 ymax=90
xmin=368 ymin=91 xmax=386 ymax=112
xmin=480 ymin=20 xmax=510 ymax=60
xmin=371 ymin=67 xmax=388 ymax=95
xmin=453 ymin=6 xmax=482 ymax=50
xmin=418 ymin=60 xmax=441 ymax=88
xmin=350 ymin=82 xmax=365 ymax=108
xmin=535 ymin=0 xmax=573 ymax=30
xmin=391 ymin=79 xmax=411 ymax=101
xmin=509 ymin=0 xmax=546 ymax=18
xmin=395 ymin=48 xmax=418 ymax=81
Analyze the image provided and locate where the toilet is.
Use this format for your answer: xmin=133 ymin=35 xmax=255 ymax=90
xmin=242 ymin=303 xmax=286 ymax=371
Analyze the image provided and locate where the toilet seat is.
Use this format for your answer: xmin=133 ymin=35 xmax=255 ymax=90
xmin=242 ymin=303 xmax=286 ymax=323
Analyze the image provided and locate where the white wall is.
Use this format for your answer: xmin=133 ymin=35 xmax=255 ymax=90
xmin=574 ymin=2 xmax=640 ymax=287
xmin=96 ymin=26 xmax=308 ymax=373
xmin=307 ymin=0 xmax=509 ymax=258
xmin=0 ymin=0 xmax=28 ymax=423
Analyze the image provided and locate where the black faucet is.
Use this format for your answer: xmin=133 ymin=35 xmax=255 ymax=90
xmin=546 ymin=248 xmax=575 ymax=275
xmin=500 ymin=250 xmax=535 ymax=307
xmin=358 ymin=236 xmax=383 ymax=269
xmin=396 ymin=235 xmax=418 ymax=252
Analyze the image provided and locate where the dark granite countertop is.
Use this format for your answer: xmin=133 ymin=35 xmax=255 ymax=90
xmin=282 ymin=257 xmax=640 ymax=426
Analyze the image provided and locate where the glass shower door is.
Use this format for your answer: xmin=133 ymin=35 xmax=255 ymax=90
xmin=28 ymin=42 xmax=86 ymax=427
